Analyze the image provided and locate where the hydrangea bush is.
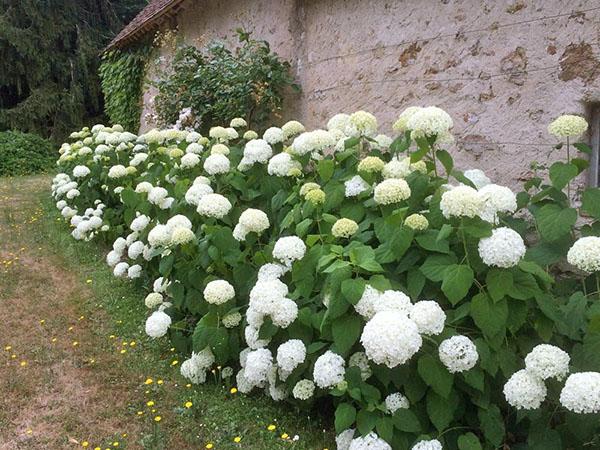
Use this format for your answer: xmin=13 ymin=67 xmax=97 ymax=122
xmin=51 ymin=110 xmax=600 ymax=449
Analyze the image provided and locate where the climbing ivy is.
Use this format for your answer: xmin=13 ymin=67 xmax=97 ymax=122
xmin=99 ymin=45 xmax=151 ymax=131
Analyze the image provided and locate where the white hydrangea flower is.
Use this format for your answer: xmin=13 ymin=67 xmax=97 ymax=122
xmin=524 ymin=344 xmax=570 ymax=380
xmin=127 ymin=264 xmax=142 ymax=278
xmin=392 ymin=106 xmax=422 ymax=133
xmin=292 ymin=379 xmax=315 ymax=400
xmin=327 ymin=113 xmax=351 ymax=133
xmin=130 ymin=214 xmax=150 ymax=232
xmin=257 ymin=263 xmax=289 ymax=281
xmin=130 ymin=152 xmax=148 ymax=166
xmin=197 ymin=193 xmax=232 ymax=219
xmin=144 ymin=292 xmax=163 ymax=309
xmin=354 ymin=285 xmax=382 ymax=320
xmin=382 ymin=157 xmax=411 ymax=179
xmin=361 ymin=311 xmax=422 ymax=368
xmin=348 ymin=432 xmax=391 ymax=450
xmin=222 ymin=312 xmax=242 ymax=328
xmin=66 ymin=188 xmax=80 ymax=199
xmin=347 ymin=110 xmax=378 ymax=138
xmin=113 ymin=262 xmax=129 ymax=277
xmin=135 ymin=181 xmax=153 ymax=193
xmin=210 ymin=143 xmax=230 ymax=155
xmin=244 ymin=348 xmax=273 ymax=387
xmin=504 ymin=369 xmax=547 ymax=410
xmin=243 ymin=130 xmax=258 ymax=140
xmin=73 ymin=165 xmax=90 ymax=178
xmin=244 ymin=325 xmax=270 ymax=349
xmin=243 ymin=139 xmax=273 ymax=164
xmin=263 ymin=127 xmax=284 ymax=144
xmin=108 ymin=164 xmax=128 ymax=178
xmin=267 ymin=152 xmax=300 ymax=177
xmin=463 ymin=169 xmax=491 ymax=189
xmin=440 ymin=185 xmax=484 ymax=218
xmin=272 ymin=236 xmax=306 ymax=266
xmin=236 ymin=208 xmax=270 ymax=239
xmin=373 ymin=179 xmax=411 ymax=205
xmin=145 ymin=310 xmax=172 ymax=338
xmin=348 ymin=351 xmax=372 ymax=380
xmin=128 ymin=240 xmax=145 ymax=259
xmin=203 ymin=153 xmax=230 ymax=175
xmin=185 ymin=183 xmax=213 ymax=206
xmin=271 ymin=298 xmax=298 ymax=328
xmin=282 ymin=120 xmax=305 ymax=139
xmin=186 ymin=142 xmax=204 ymax=154
xmin=438 ymin=335 xmax=479 ymax=373
xmin=374 ymin=134 xmax=393 ymax=149
xmin=411 ymin=439 xmax=443 ymax=450
xmin=276 ymin=339 xmax=306 ymax=378
xmin=336 ymin=429 xmax=355 ymax=450
xmin=291 ymin=130 xmax=336 ymax=156
xmin=410 ymin=301 xmax=446 ymax=336
xmin=548 ymin=115 xmax=588 ymax=138
xmin=203 ymin=279 xmax=235 ymax=305
xmin=407 ymin=106 xmax=453 ymax=138
xmin=230 ymin=117 xmax=247 ymax=128
xmin=180 ymin=153 xmax=200 ymax=169
xmin=567 ymin=236 xmax=600 ymax=273
xmin=332 ymin=218 xmax=359 ymax=238
xmin=153 ymin=277 xmax=170 ymax=293
xmin=478 ymin=227 xmax=526 ymax=268
xmin=148 ymin=224 xmax=171 ymax=247
xmin=148 ymin=186 xmax=169 ymax=205
xmin=170 ymin=227 xmax=195 ymax=245
xmin=479 ymin=184 xmax=517 ymax=223
xmin=106 ymin=250 xmax=120 ymax=267
xmin=345 ymin=175 xmax=369 ymax=197
xmin=560 ymin=372 xmax=600 ymax=413
xmin=180 ymin=348 xmax=215 ymax=384
xmin=209 ymin=126 xmax=230 ymax=141
xmin=374 ymin=290 xmax=413 ymax=316
xmin=385 ymin=392 xmax=409 ymax=414
xmin=313 ymin=350 xmax=346 ymax=388
xmin=405 ymin=213 xmax=429 ymax=231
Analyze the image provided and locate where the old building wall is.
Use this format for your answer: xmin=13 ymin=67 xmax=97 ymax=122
xmin=139 ymin=0 xmax=600 ymax=186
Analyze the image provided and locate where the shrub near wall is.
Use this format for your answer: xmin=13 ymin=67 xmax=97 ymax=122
xmin=51 ymin=111 xmax=600 ymax=450
xmin=0 ymin=130 xmax=54 ymax=176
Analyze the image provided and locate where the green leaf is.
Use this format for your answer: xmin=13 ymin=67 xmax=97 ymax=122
xmin=486 ymin=269 xmax=513 ymax=302
xmin=120 ymin=188 xmax=139 ymax=208
xmin=376 ymin=417 xmax=394 ymax=443
xmin=416 ymin=230 xmax=450 ymax=253
xmin=573 ymin=142 xmax=592 ymax=154
xmin=420 ymin=254 xmax=457 ymax=282
xmin=317 ymin=159 xmax=335 ymax=182
xmin=533 ymin=204 xmax=577 ymax=242
xmin=392 ymin=409 xmax=421 ymax=433
xmin=334 ymin=403 xmax=357 ymax=433
xmin=478 ymin=405 xmax=505 ymax=447
xmin=508 ymin=270 xmax=540 ymax=300
xmin=426 ymin=390 xmax=457 ymax=431
xmin=441 ymin=264 xmax=474 ymax=305
xmin=458 ymin=432 xmax=483 ymax=450
xmin=356 ymin=409 xmax=378 ymax=435
xmin=417 ymin=354 xmax=454 ymax=398
xmin=470 ymin=293 xmax=508 ymax=338
xmin=436 ymin=149 xmax=454 ymax=174
xmin=549 ymin=161 xmax=578 ymax=190
xmin=582 ymin=188 xmax=600 ymax=219
xmin=341 ymin=278 xmax=366 ymax=305
xmin=332 ymin=315 xmax=362 ymax=355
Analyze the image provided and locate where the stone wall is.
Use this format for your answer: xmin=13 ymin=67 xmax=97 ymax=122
xmin=139 ymin=0 xmax=600 ymax=186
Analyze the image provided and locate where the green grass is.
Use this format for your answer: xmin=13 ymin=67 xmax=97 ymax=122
xmin=35 ymin=181 xmax=334 ymax=449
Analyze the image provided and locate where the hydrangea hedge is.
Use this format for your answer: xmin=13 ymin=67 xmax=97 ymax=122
xmin=51 ymin=109 xmax=600 ymax=449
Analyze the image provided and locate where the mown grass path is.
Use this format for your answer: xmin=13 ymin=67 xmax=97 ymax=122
xmin=0 ymin=176 xmax=331 ymax=450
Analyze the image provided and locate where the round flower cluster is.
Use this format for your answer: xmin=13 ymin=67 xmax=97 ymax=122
xmin=73 ymin=165 xmax=91 ymax=178
xmin=242 ymin=139 xmax=273 ymax=166
xmin=272 ymin=235 xmax=306 ymax=266
xmin=559 ymin=372 xmax=600 ymax=413
xmin=267 ymin=153 xmax=300 ymax=177
xmin=392 ymin=106 xmax=422 ymax=133
xmin=404 ymin=213 xmax=429 ymax=231
xmin=180 ymin=153 xmax=200 ymax=169
xmin=332 ymin=218 xmax=359 ymax=238
xmin=210 ymin=143 xmax=230 ymax=155
xmin=373 ymin=179 xmax=411 ymax=205
xmin=209 ymin=126 xmax=231 ymax=141
xmin=305 ymin=188 xmax=326 ymax=205
xmin=230 ymin=117 xmax=247 ymax=128
xmin=197 ymin=193 xmax=232 ymax=219
xmin=347 ymin=110 xmax=378 ymax=137
xmin=186 ymin=142 xmax=203 ymax=154
xmin=567 ymin=236 xmax=600 ymax=273
xmin=243 ymin=348 xmax=273 ymax=388
xmin=348 ymin=432 xmax=391 ymax=450
xmin=440 ymin=185 xmax=484 ymax=218
xmin=478 ymin=227 xmax=526 ymax=268
xmin=409 ymin=301 xmax=446 ymax=336
xmin=327 ymin=113 xmax=350 ymax=133
xmin=292 ymin=379 xmax=315 ymax=400
xmin=313 ymin=350 xmax=346 ymax=388
xmin=548 ymin=114 xmax=588 ymax=138
xmin=203 ymin=279 xmax=235 ymax=305
xmin=478 ymin=184 xmax=517 ymax=223
xmin=464 ymin=168 xmax=491 ymax=189
xmin=282 ymin=120 xmax=305 ymax=139
xmin=291 ymin=130 xmax=336 ymax=156
xmin=344 ymin=175 xmax=369 ymax=197
xmin=358 ymin=156 xmax=385 ymax=173
xmin=180 ymin=347 xmax=215 ymax=384
xmin=234 ymin=208 xmax=270 ymax=241
xmin=204 ymin=154 xmax=230 ymax=175
xmin=145 ymin=310 xmax=172 ymax=338
xmin=524 ymin=344 xmax=570 ymax=380
xmin=503 ymin=369 xmax=547 ymax=410
xmin=145 ymin=292 xmax=163 ymax=309
xmin=263 ymin=127 xmax=284 ymax=144
xmin=361 ymin=311 xmax=422 ymax=368
xmin=276 ymin=339 xmax=306 ymax=379
xmin=438 ymin=335 xmax=479 ymax=373
xmin=384 ymin=392 xmax=409 ymax=413
xmin=243 ymin=130 xmax=258 ymax=140
xmin=108 ymin=164 xmax=128 ymax=179
xmin=406 ymin=106 xmax=453 ymax=138
xmin=185 ymin=182 xmax=213 ymax=207
xmin=411 ymin=439 xmax=443 ymax=450
xmin=222 ymin=312 xmax=242 ymax=328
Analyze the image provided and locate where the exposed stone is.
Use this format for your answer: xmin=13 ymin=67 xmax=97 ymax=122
xmin=500 ymin=47 xmax=528 ymax=85
xmin=558 ymin=43 xmax=600 ymax=84
xmin=398 ymin=42 xmax=423 ymax=67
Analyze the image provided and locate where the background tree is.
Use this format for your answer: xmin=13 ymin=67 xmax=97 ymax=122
xmin=0 ymin=0 xmax=147 ymax=142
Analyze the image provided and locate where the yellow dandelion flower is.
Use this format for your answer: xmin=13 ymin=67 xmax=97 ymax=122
xmin=281 ymin=433 xmax=289 ymax=439
xmin=205 ymin=444 xmax=213 ymax=449
xmin=112 ymin=442 xmax=119 ymax=447
xmin=267 ymin=424 xmax=276 ymax=431
xmin=186 ymin=383 xmax=192 ymax=388
xmin=72 ymin=341 xmax=79 ymax=347
xmin=230 ymin=387 xmax=238 ymax=394
xmin=120 ymin=349 xmax=127 ymax=354
xmin=184 ymin=401 xmax=192 ymax=408
xmin=129 ymin=341 xmax=136 ymax=347
xmin=170 ymin=347 xmax=175 ymax=352
xmin=122 ymin=434 xmax=127 ymax=438
xmin=233 ymin=436 xmax=241 ymax=443
xmin=157 ymin=379 xmax=163 ymax=385
xmin=82 ymin=442 xmax=89 ymax=448
xmin=144 ymin=378 xmax=153 ymax=385
xmin=170 ymin=360 xmax=179 ymax=366
xmin=20 ymin=361 xmax=27 ymax=367
xmin=39 ymin=320 xmax=45 ymax=325
xmin=51 ymin=338 xmax=57 ymax=343
xmin=109 ymin=335 xmax=116 ymax=339
xmin=25 ymin=429 xmax=32 ymax=435
xmin=68 ymin=326 xmax=74 ymax=331
xmin=11 ymin=354 xmax=16 ymax=359
xmin=86 ymin=279 xmax=92 ymax=284
xmin=4 ymin=345 xmax=11 ymax=351
xmin=146 ymin=401 xmax=154 ymax=407
xmin=154 ymin=416 xmax=161 ymax=422
xmin=137 ymin=411 xmax=144 ymax=416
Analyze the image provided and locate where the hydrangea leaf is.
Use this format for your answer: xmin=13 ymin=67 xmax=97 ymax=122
xmin=441 ymin=264 xmax=474 ymax=305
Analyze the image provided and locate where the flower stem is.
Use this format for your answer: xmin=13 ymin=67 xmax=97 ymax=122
xmin=566 ymin=136 xmax=571 ymax=201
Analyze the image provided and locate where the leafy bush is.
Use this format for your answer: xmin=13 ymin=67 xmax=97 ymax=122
xmin=0 ymin=130 xmax=54 ymax=176
xmin=99 ymin=46 xmax=151 ymax=132
xmin=154 ymin=30 xmax=299 ymax=132
xmin=51 ymin=111 xmax=600 ymax=449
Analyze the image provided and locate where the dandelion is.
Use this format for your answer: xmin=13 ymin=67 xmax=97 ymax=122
xmin=268 ymin=424 xmax=277 ymax=431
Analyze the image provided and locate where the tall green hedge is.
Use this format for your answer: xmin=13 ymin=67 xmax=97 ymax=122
xmin=0 ymin=130 xmax=54 ymax=176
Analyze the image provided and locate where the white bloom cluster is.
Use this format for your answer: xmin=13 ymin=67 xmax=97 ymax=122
xmin=411 ymin=439 xmax=443 ymax=450
xmin=332 ymin=218 xmax=359 ymax=238
xmin=382 ymin=157 xmax=425 ymax=179
xmin=548 ymin=114 xmax=588 ymax=138
xmin=567 ymin=236 xmax=600 ymax=273
xmin=185 ymin=183 xmax=213 ymax=207
xmin=130 ymin=214 xmax=150 ymax=232
xmin=203 ymin=279 xmax=235 ymax=305
xmin=313 ymin=350 xmax=345 ymax=388
xmin=276 ymin=339 xmax=306 ymax=379
xmin=361 ymin=311 xmax=422 ymax=368
xmin=108 ymin=164 xmax=128 ymax=179
xmin=438 ymin=335 xmax=479 ymax=373
xmin=347 ymin=111 xmax=378 ymax=138
xmin=186 ymin=142 xmax=204 ymax=154
xmin=282 ymin=120 xmax=305 ymax=139
xmin=385 ymin=392 xmax=409 ymax=413
xmin=180 ymin=153 xmax=200 ymax=169
xmin=267 ymin=153 xmax=300 ymax=177
xmin=197 ymin=193 xmax=232 ymax=219
xmin=263 ymin=127 xmax=284 ymax=144
xmin=292 ymin=379 xmax=315 ymax=400
xmin=503 ymin=369 xmax=547 ymax=410
xmin=147 ymin=186 xmax=174 ymax=209
xmin=230 ymin=117 xmax=247 ymax=128
xmin=144 ymin=292 xmax=163 ymax=309
xmin=204 ymin=154 xmax=230 ymax=175
xmin=373 ymin=178 xmax=411 ymax=205
xmin=344 ymin=175 xmax=369 ymax=197
xmin=409 ymin=300 xmax=446 ymax=336
xmin=180 ymin=347 xmax=215 ymax=384
xmin=272 ymin=235 xmax=306 ymax=266
xmin=440 ymin=185 xmax=483 ymax=218
xmin=478 ymin=184 xmax=517 ymax=223
xmin=233 ymin=208 xmax=270 ymax=241
xmin=73 ymin=165 xmax=91 ymax=178
xmin=478 ymin=227 xmax=526 ymax=268
xmin=392 ymin=106 xmax=422 ymax=133
xmin=463 ymin=169 xmax=491 ymax=189
xmin=242 ymin=139 xmax=273 ymax=166
xmin=348 ymin=432 xmax=391 ymax=450
xmin=406 ymin=106 xmax=453 ymax=138
xmin=524 ymin=344 xmax=570 ymax=380
xmin=243 ymin=348 xmax=273 ymax=388
xmin=560 ymin=372 xmax=600 ymax=413
xmin=145 ymin=310 xmax=172 ymax=338
xmin=355 ymin=286 xmax=413 ymax=320
xmin=291 ymin=130 xmax=336 ymax=157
